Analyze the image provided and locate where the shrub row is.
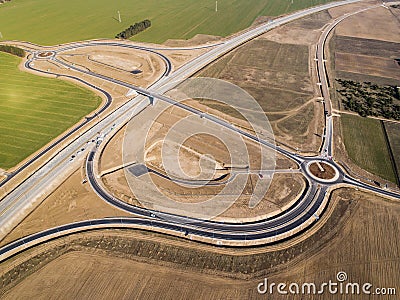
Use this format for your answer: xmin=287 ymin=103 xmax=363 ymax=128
xmin=0 ymin=45 xmax=25 ymax=57
xmin=116 ymin=19 xmax=151 ymax=39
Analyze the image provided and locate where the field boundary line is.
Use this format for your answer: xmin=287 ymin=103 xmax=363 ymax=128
xmin=381 ymin=121 xmax=400 ymax=187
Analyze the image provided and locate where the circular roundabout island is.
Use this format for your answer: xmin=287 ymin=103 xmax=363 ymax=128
xmin=36 ymin=51 xmax=55 ymax=58
xmin=306 ymin=160 xmax=340 ymax=183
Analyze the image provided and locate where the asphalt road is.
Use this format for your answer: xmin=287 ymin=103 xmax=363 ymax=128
xmin=316 ymin=4 xmax=382 ymax=157
xmin=0 ymin=42 xmax=174 ymax=188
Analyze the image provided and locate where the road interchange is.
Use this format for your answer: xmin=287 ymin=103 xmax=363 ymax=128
xmin=1 ymin=0 xmax=400 ymax=261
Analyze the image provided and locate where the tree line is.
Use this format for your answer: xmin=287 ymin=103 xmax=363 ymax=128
xmin=0 ymin=45 xmax=25 ymax=57
xmin=115 ymin=19 xmax=151 ymax=39
xmin=336 ymin=79 xmax=400 ymax=120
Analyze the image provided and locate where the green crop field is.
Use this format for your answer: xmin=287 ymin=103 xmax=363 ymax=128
xmin=341 ymin=114 xmax=397 ymax=183
xmin=0 ymin=52 xmax=101 ymax=170
xmin=0 ymin=0 xmax=334 ymax=45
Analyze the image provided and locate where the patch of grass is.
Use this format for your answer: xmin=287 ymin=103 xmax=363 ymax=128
xmin=232 ymin=40 xmax=309 ymax=74
xmin=199 ymin=39 xmax=313 ymax=113
xmin=244 ymin=85 xmax=311 ymax=112
xmin=290 ymin=10 xmax=331 ymax=29
xmin=278 ymin=103 xmax=314 ymax=137
xmin=332 ymin=35 xmax=400 ymax=86
xmin=197 ymin=38 xmax=317 ymax=149
xmin=198 ymin=99 xmax=244 ymax=120
xmin=336 ymin=71 xmax=400 ymax=87
xmin=0 ymin=0 xmax=335 ymax=45
xmin=0 ymin=52 xmax=101 ymax=169
xmin=341 ymin=114 xmax=396 ymax=182
xmin=334 ymin=36 xmax=400 ymax=58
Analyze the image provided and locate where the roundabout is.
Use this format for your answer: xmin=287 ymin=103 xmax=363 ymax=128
xmin=35 ymin=51 xmax=55 ymax=59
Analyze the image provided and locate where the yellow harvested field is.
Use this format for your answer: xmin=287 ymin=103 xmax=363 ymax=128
xmin=333 ymin=6 xmax=400 ymax=43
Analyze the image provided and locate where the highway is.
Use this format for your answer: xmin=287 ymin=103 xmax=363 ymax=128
xmin=0 ymin=41 xmax=174 ymax=188
xmin=1 ymin=0 xmax=400 ymax=261
xmin=2 ymin=0 xmax=363 ymax=199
